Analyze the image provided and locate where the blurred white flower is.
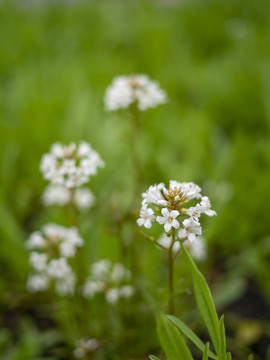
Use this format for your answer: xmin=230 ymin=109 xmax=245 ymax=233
xmin=26 ymin=224 xmax=83 ymax=296
xmin=29 ymin=252 xmax=48 ymax=272
xmin=82 ymin=259 xmax=135 ymax=304
xmin=74 ymin=338 xmax=99 ymax=358
xmin=27 ymin=274 xmax=49 ymax=293
xmin=157 ymin=233 xmax=180 ymax=254
xmin=42 ymin=185 xmax=71 ymax=206
xmin=40 ymin=141 xmax=104 ymax=188
xmin=74 ymin=188 xmax=95 ymax=210
xmin=104 ymin=74 xmax=167 ymax=111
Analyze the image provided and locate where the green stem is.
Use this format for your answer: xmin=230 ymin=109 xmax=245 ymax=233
xmin=168 ymin=230 xmax=175 ymax=314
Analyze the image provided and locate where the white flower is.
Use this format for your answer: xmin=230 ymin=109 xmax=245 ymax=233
xmin=200 ymin=196 xmax=217 ymax=217
xmin=55 ymin=273 xmax=76 ymax=295
xmin=120 ymin=285 xmax=135 ymax=298
xmin=40 ymin=142 xmax=104 ymax=188
xmin=74 ymin=188 xmax=95 ymax=210
xmin=106 ymin=287 xmax=120 ymax=304
xmin=27 ymin=274 xmax=49 ymax=293
xmin=29 ymin=252 xmax=48 ymax=272
xmin=26 ymin=232 xmax=46 ymax=249
xmin=42 ymin=185 xmax=71 ymax=206
xmin=157 ymin=233 xmax=180 ymax=254
xmin=47 ymin=258 xmax=72 ymax=279
xmin=91 ymin=259 xmax=111 ymax=277
xmin=156 ymin=208 xmax=180 ymax=233
xmin=188 ymin=236 xmax=207 ymax=261
xmin=104 ymin=74 xmax=167 ymax=111
xmin=82 ymin=260 xmax=134 ymax=303
xmin=142 ymin=183 xmax=166 ymax=205
xmin=81 ymin=280 xmax=105 ymax=299
xmin=137 ymin=204 xmax=155 ymax=229
xmin=178 ymin=218 xmax=202 ymax=242
xmin=74 ymin=338 xmax=99 ymax=358
xmin=111 ymin=263 xmax=127 ymax=282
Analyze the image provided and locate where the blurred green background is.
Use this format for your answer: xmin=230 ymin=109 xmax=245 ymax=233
xmin=1 ymin=0 xmax=270 ymax=359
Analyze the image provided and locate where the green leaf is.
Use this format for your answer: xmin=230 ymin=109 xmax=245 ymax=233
xmin=203 ymin=343 xmax=209 ymax=360
xmin=248 ymin=355 xmax=254 ymax=360
xmin=149 ymin=356 xmax=160 ymax=360
xmin=180 ymin=242 xmax=220 ymax=354
xmin=167 ymin=315 xmax=217 ymax=360
xmin=226 ymin=352 xmax=232 ymax=360
xmin=219 ymin=315 xmax=226 ymax=360
xmin=157 ymin=313 xmax=193 ymax=360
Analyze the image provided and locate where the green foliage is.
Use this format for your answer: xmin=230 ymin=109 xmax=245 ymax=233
xmin=167 ymin=315 xmax=217 ymax=360
xmin=180 ymin=242 xmax=220 ymax=354
xmin=157 ymin=313 xmax=193 ymax=360
xmin=0 ymin=0 xmax=270 ymax=358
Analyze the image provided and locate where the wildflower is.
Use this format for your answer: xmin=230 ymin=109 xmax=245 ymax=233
xmin=178 ymin=218 xmax=202 ymax=243
xmin=104 ymin=74 xmax=167 ymax=111
xmin=40 ymin=141 xmax=104 ymax=188
xmin=138 ymin=180 xmax=216 ymax=248
xmin=156 ymin=208 xmax=180 ymax=233
xmin=74 ymin=338 xmax=99 ymax=358
xmin=137 ymin=204 xmax=155 ymax=229
xmin=26 ymin=224 xmax=84 ymax=295
xmin=81 ymin=260 xmax=135 ymax=304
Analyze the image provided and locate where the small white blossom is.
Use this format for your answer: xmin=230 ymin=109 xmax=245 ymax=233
xmin=106 ymin=287 xmax=120 ymax=304
xmin=42 ymin=185 xmax=71 ymax=206
xmin=156 ymin=208 xmax=180 ymax=233
xmin=104 ymin=74 xmax=167 ymax=111
xmin=81 ymin=280 xmax=105 ymax=299
xmin=157 ymin=233 xmax=180 ymax=254
xmin=142 ymin=183 xmax=166 ymax=205
xmin=82 ymin=260 xmax=134 ymax=304
xmin=26 ymin=232 xmax=46 ymax=249
xmin=200 ymin=196 xmax=217 ymax=217
xmin=74 ymin=338 xmax=99 ymax=358
xmin=27 ymin=274 xmax=49 ymax=293
xmin=178 ymin=218 xmax=202 ymax=243
xmin=47 ymin=258 xmax=72 ymax=279
xmin=74 ymin=188 xmax=95 ymax=210
xmin=29 ymin=252 xmax=48 ymax=272
xmin=137 ymin=204 xmax=155 ymax=229
xmin=120 ymin=285 xmax=135 ymax=298
xmin=55 ymin=273 xmax=76 ymax=296
xmin=40 ymin=141 xmax=104 ymax=188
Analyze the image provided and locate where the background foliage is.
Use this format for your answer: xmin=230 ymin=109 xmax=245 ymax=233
xmin=0 ymin=0 xmax=270 ymax=359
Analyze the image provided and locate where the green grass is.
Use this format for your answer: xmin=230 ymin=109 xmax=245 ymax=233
xmin=0 ymin=0 xmax=270 ymax=359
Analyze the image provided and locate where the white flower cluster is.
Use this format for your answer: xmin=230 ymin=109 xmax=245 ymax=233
xmin=40 ymin=142 xmax=104 ymax=189
xmin=104 ymin=74 xmax=167 ymax=111
xmin=74 ymin=338 xmax=99 ymax=358
xmin=81 ymin=259 xmax=135 ymax=304
xmin=158 ymin=233 xmax=207 ymax=261
xmin=137 ymin=180 xmax=216 ymax=245
xmin=26 ymin=223 xmax=83 ymax=295
xmin=42 ymin=185 xmax=95 ymax=210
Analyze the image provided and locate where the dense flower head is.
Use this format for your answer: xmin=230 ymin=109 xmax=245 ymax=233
xmin=42 ymin=185 xmax=95 ymax=210
xmin=137 ymin=180 xmax=216 ymax=248
xmin=81 ymin=259 xmax=135 ymax=304
xmin=104 ymin=74 xmax=167 ymax=111
xmin=40 ymin=141 xmax=104 ymax=188
xmin=26 ymin=223 xmax=83 ymax=295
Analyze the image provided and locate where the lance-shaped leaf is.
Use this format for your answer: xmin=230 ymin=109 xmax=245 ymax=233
xmin=149 ymin=356 xmax=161 ymax=360
xmin=180 ymin=242 xmax=220 ymax=354
xmin=219 ymin=315 xmax=226 ymax=360
xmin=167 ymin=315 xmax=217 ymax=360
xmin=203 ymin=343 xmax=209 ymax=360
xmin=157 ymin=313 xmax=193 ymax=360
